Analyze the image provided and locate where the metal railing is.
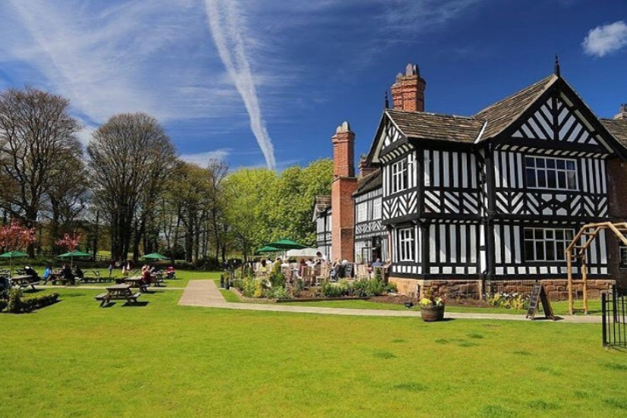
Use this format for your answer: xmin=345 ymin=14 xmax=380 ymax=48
xmin=602 ymin=286 xmax=627 ymax=348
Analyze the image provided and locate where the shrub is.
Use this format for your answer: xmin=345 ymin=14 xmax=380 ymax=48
xmin=7 ymin=288 xmax=22 ymax=313
xmin=0 ymin=300 xmax=7 ymax=312
xmin=268 ymin=286 xmax=289 ymax=300
xmin=4 ymin=290 xmax=59 ymax=313
xmin=21 ymin=293 xmax=60 ymax=312
xmin=321 ymin=280 xmax=349 ymax=298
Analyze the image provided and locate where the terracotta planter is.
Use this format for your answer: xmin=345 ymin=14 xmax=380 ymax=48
xmin=420 ymin=305 xmax=445 ymax=322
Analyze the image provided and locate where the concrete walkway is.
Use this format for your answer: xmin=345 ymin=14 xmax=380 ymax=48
xmin=177 ymin=280 xmax=602 ymax=323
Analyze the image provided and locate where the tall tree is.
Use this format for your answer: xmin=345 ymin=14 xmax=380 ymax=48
xmin=87 ymin=113 xmax=176 ymax=261
xmin=0 ymin=87 xmax=81 ymax=255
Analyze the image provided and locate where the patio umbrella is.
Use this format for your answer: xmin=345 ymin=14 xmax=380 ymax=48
xmin=141 ymin=253 xmax=168 ymax=261
xmin=57 ymin=250 xmax=92 ymax=259
xmin=257 ymin=245 xmax=281 ymax=253
xmin=266 ymin=239 xmax=307 ymax=250
xmin=57 ymin=250 xmax=92 ymax=268
xmin=0 ymin=251 xmax=28 ymax=277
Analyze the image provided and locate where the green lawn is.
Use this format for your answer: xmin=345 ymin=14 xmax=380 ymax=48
xmin=2 ymin=287 xmax=627 ymax=417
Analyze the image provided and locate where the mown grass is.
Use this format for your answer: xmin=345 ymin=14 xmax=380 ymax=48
xmin=2 ymin=286 xmax=627 ymax=418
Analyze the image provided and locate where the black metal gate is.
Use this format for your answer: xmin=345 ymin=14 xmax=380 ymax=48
xmin=602 ymin=286 xmax=627 ymax=348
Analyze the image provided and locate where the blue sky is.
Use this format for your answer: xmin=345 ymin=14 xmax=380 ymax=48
xmin=1 ymin=0 xmax=626 ymax=171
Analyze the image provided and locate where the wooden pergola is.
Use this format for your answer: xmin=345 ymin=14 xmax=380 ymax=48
xmin=566 ymin=222 xmax=627 ymax=315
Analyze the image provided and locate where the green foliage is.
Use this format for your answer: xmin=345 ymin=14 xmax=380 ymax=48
xmin=4 ymin=288 xmax=59 ymax=313
xmin=7 ymin=288 xmax=22 ymax=313
xmin=266 ymin=286 xmax=289 ymax=300
xmin=485 ymin=292 xmax=528 ymax=310
xmin=223 ymin=159 xmax=333 ymax=258
xmin=0 ymin=300 xmax=6 ymax=312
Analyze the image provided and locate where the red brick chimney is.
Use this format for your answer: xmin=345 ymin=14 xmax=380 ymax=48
xmin=391 ymin=63 xmax=426 ymax=112
xmin=614 ymin=104 xmax=627 ymax=120
xmin=331 ymin=121 xmax=357 ymax=262
xmin=358 ymin=155 xmax=377 ymax=178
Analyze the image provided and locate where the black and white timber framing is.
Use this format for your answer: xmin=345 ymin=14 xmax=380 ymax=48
xmin=313 ymin=197 xmax=332 ymax=260
xmin=354 ymin=183 xmax=389 ymax=264
xmin=365 ymin=73 xmax=627 ymax=280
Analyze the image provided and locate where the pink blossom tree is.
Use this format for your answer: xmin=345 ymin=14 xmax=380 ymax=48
xmin=0 ymin=220 xmax=36 ymax=276
xmin=56 ymin=231 xmax=83 ymax=268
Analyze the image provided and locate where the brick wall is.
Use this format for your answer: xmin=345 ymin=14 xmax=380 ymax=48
xmin=390 ymin=63 xmax=426 ymax=112
xmin=389 ymin=277 xmax=614 ymax=301
xmin=606 ymin=158 xmax=627 ymax=287
xmin=331 ymin=121 xmax=357 ymax=262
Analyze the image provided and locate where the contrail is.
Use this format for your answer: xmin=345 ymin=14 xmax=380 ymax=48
xmin=204 ymin=0 xmax=277 ymax=171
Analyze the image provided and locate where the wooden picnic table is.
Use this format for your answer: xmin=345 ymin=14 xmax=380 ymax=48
xmin=94 ymin=284 xmax=141 ymax=307
xmin=124 ymin=276 xmax=149 ymax=292
xmin=10 ymin=275 xmax=37 ymax=290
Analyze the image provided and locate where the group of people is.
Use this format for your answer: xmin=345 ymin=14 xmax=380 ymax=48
xmin=41 ymin=264 xmax=83 ymax=285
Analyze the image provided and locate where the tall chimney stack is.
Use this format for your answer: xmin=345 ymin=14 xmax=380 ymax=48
xmin=614 ymin=104 xmax=627 ymax=120
xmin=331 ymin=121 xmax=358 ymax=262
xmin=332 ymin=121 xmax=355 ymax=178
xmin=391 ymin=63 xmax=426 ymax=112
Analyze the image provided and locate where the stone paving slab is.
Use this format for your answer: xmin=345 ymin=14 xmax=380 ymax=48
xmin=178 ymin=280 xmax=602 ymax=323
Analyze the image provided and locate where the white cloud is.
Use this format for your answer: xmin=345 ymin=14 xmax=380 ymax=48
xmin=0 ymin=0 xmax=242 ymax=124
xmin=582 ymin=21 xmax=627 ymax=57
xmin=180 ymin=149 xmax=231 ymax=167
xmin=204 ymin=0 xmax=277 ymax=171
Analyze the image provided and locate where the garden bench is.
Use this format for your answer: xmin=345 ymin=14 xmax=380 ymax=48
xmin=95 ymin=284 xmax=141 ymax=307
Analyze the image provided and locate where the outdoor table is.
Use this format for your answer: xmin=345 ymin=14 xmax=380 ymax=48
xmin=9 ymin=275 xmax=36 ymax=290
xmin=94 ymin=284 xmax=141 ymax=307
xmin=124 ymin=276 xmax=149 ymax=292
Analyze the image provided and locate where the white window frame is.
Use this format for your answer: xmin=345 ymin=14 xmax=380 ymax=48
xmin=357 ymin=202 xmax=368 ymax=223
xmin=391 ymin=159 xmax=408 ymax=194
xmin=524 ymin=228 xmax=575 ymax=262
xmin=373 ymin=198 xmax=382 ymax=219
xmin=398 ymin=227 xmax=415 ymax=262
xmin=525 ymin=156 xmax=578 ymax=191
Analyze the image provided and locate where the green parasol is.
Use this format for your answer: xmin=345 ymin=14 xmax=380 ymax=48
xmin=257 ymin=246 xmax=281 ymax=253
xmin=57 ymin=250 xmax=92 ymax=258
xmin=266 ymin=239 xmax=307 ymax=250
xmin=0 ymin=251 xmax=28 ymax=277
xmin=141 ymin=253 xmax=168 ymax=261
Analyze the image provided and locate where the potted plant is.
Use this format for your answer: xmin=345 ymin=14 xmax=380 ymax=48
xmin=419 ymin=293 xmax=445 ymax=322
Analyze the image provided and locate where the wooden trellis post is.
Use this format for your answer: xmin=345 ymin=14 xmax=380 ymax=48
xmin=566 ymin=222 xmax=627 ymax=315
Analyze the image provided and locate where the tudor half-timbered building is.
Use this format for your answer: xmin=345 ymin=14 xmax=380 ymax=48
xmin=363 ymin=62 xmax=627 ymax=292
xmin=315 ymin=61 xmax=627 ymax=292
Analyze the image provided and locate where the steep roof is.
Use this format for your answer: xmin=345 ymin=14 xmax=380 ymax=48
xmin=600 ymin=118 xmax=627 ymax=147
xmin=353 ymin=169 xmax=382 ymax=197
xmin=474 ymin=74 xmax=557 ymax=140
xmin=386 ymin=109 xmax=484 ymax=143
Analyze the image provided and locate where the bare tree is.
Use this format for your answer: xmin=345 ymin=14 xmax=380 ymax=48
xmin=87 ymin=113 xmax=176 ymax=261
xmin=0 ymin=87 xmax=82 ymax=255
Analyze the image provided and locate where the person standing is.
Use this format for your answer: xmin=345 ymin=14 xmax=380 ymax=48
xmin=107 ymin=262 xmax=114 ymax=277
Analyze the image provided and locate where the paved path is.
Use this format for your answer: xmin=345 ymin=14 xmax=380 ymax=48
xmin=178 ymin=280 xmax=602 ymax=323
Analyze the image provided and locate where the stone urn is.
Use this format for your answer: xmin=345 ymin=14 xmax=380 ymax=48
xmin=420 ymin=304 xmax=445 ymax=322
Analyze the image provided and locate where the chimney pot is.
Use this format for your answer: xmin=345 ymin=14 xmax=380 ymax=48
xmin=391 ymin=62 xmax=426 ymax=112
xmin=614 ymin=104 xmax=627 ymax=120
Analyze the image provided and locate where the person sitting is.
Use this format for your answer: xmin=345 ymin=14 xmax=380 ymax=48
xmin=166 ymin=266 xmax=176 ymax=279
xmin=73 ymin=266 xmax=84 ymax=282
xmin=62 ymin=264 xmax=75 ymax=285
xmin=141 ymin=265 xmax=152 ymax=285
xmin=42 ymin=265 xmax=53 ymax=284
xmin=23 ymin=266 xmax=40 ymax=282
